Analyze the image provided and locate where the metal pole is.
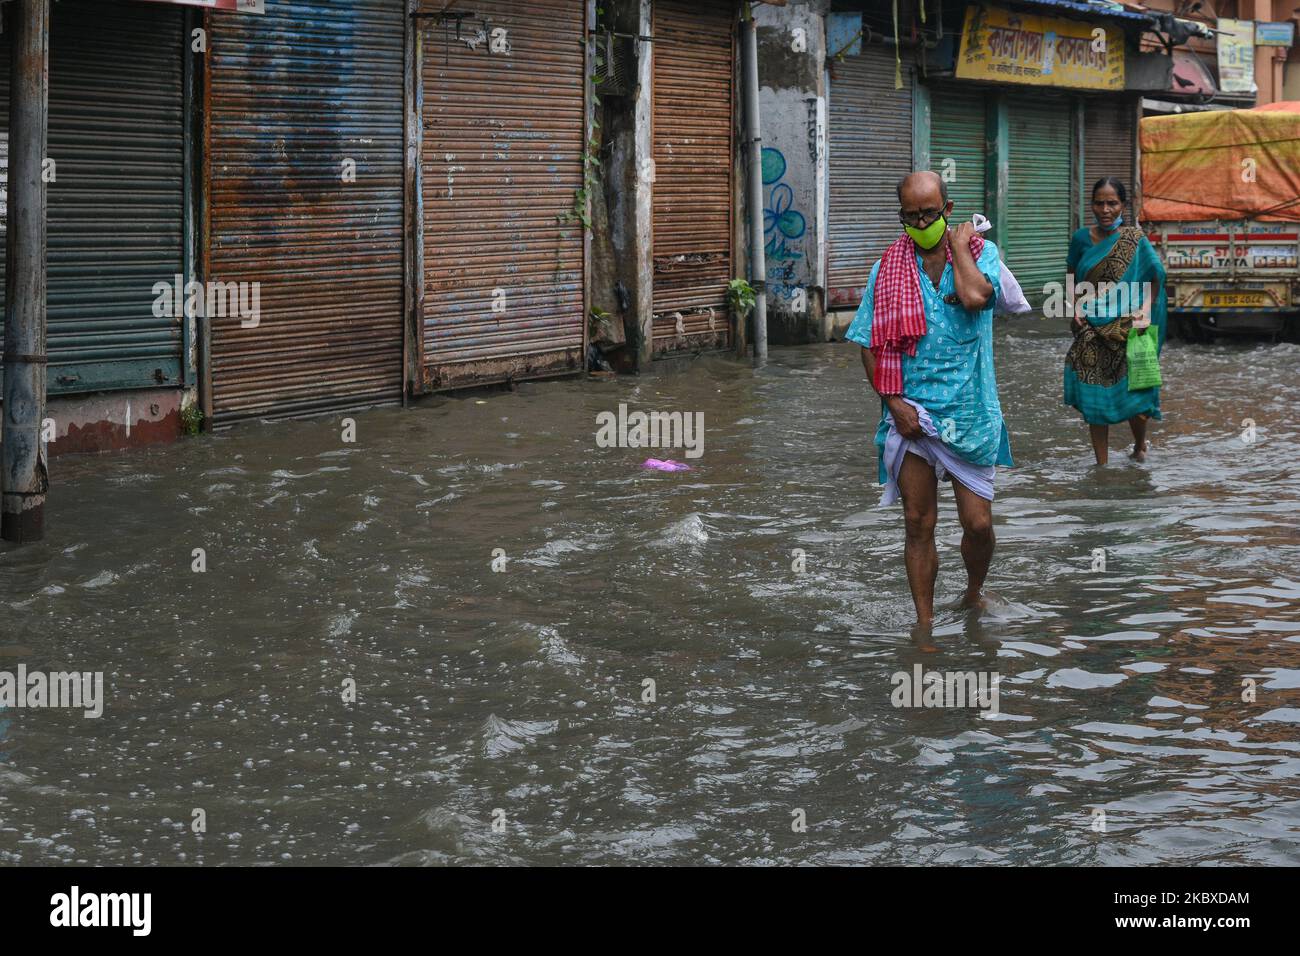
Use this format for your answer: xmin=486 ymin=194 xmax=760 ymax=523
xmin=199 ymin=9 xmax=214 ymax=429
xmin=2 ymin=0 xmax=51 ymax=544
xmin=741 ymin=2 xmax=767 ymax=366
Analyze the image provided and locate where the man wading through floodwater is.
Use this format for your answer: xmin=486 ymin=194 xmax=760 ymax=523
xmin=846 ymin=171 xmax=1013 ymax=629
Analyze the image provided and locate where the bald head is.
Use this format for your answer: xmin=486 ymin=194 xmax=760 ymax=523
xmin=897 ymin=171 xmax=949 ymax=208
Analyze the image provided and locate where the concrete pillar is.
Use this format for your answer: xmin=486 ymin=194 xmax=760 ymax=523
xmin=634 ymin=0 xmax=654 ymax=369
xmin=984 ymin=91 xmax=1008 ymax=247
xmin=753 ymin=0 xmax=829 ymax=344
xmin=2 ymin=0 xmax=51 ymax=544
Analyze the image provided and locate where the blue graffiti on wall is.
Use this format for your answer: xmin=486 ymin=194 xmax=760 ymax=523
xmin=762 ymin=148 xmax=806 ymax=265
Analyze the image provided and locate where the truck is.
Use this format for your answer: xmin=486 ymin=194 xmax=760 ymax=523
xmin=1139 ymin=102 xmax=1300 ymax=342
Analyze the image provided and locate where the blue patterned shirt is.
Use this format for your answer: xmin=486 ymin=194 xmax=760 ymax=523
xmin=845 ymin=241 xmax=1013 ymax=481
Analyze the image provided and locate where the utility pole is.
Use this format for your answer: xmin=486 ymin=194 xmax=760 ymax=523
xmin=2 ymin=0 xmax=51 ymax=544
xmin=740 ymin=2 xmax=767 ymax=366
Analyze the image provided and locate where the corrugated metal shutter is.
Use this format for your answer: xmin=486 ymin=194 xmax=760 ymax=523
xmin=419 ymin=0 xmax=586 ymax=391
xmin=0 ymin=0 xmax=185 ymax=395
xmin=927 ymin=84 xmax=986 ymax=225
xmin=208 ymin=0 xmax=405 ymax=424
xmin=827 ymin=46 xmax=913 ymax=308
xmin=1005 ymin=93 xmax=1073 ymax=306
xmin=1084 ymin=95 xmax=1136 ymax=221
xmin=652 ymin=0 xmax=734 ymax=355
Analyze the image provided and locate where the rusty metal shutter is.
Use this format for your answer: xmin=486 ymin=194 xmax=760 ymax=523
xmin=827 ymin=44 xmax=913 ymax=309
xmin=0 ymin=0 xmax=185 ymax=396
xmin=1084 ymin=95 xmax=1136 ymax=221
xmin=652 ymin=0 xmax=735 ymax=355
xmin=418 ymin=0 xmax=587 ymax=391
xmin=208 ymin=0 xmax=406 ymax=424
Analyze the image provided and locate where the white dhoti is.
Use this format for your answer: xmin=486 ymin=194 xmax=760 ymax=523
xmin=881 ymin=400 xmax=997 ymax=507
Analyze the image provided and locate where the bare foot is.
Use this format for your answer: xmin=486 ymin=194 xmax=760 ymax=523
xmin=1130 ymin=440 xmax=1150 ymax=462
xmin=910 ymin=621 xmax=939 ymax=653
xmin=959 ymin=590 xmax=987 ymax=612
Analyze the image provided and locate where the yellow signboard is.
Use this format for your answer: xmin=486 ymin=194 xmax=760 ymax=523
xmin=956 ymin=5 xmax=1125 ymax=91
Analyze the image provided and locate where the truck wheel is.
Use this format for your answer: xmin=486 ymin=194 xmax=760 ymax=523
xmin=1175 ymin=315 xmax=1203 ymax=343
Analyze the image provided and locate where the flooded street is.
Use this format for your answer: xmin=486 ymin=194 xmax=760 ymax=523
xmin=2 ymin=322 xmax=1299 ymax=866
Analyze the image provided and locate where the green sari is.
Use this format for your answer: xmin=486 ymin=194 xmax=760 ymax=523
xmin=1063 ymin=225 xmax=1167 ymax=426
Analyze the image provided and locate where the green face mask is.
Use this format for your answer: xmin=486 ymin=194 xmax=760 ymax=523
xmin=905 ymin=215 xmax=947 ymax=250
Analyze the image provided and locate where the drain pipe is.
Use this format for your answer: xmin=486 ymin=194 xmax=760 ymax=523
xmin=741 ymin=2 xmax=767 ymax=366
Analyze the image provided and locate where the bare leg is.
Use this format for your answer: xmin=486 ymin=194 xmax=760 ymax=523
xmin=1128 ymin=414 xmax=1149 ymax=461
xmin=898 ymin=452 xmax=939 ymax=628
xmin=1089 ymin=424 xmax=1109 ymax=465
xmin=952 ymin=477 xmax=995 ymax=608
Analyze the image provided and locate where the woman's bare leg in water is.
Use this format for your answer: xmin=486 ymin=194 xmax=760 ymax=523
xmin=1089 ymin=424 xmax=1109 ymax=465
xmin=1129 ymin=414 xmax=1149 ymax=461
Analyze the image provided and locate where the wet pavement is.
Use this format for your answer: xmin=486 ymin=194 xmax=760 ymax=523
xmin=2 ymin=321 xmax=1299 ymax=865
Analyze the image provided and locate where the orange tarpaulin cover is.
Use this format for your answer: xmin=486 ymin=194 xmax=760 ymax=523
xmin=1139 ymin=102 xmax=1300 ymax=222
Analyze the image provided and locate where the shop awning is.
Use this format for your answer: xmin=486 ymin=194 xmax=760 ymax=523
xmin=1168 ymin=49 xmax=1217 ymax=97
xmin=1002 ymin=0 xmax=1156 ymax=25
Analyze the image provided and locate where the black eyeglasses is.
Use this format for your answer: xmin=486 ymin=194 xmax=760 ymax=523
xmin=898 ymin=207 xmax=946 ymax=228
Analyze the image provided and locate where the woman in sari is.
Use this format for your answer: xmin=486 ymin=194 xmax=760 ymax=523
xmin=1064 ymin=177 xmax=1167 ymax=464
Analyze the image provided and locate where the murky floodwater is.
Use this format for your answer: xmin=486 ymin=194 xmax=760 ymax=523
xmin=2 ymin=322 xmax=1299 ymax=865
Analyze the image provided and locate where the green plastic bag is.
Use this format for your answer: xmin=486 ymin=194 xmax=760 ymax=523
xmin=1126 ymin=326 xmax=1162 ymax=391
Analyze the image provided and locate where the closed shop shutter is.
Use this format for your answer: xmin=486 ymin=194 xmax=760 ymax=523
xmin=1005 ymin=93 xmax=1073 ymax=306
xmin=0 ymin=0 xmax=185 ymax=396
xmin=420 ymin=0 xmax=587 ymax=391
xmin=208 ymin=0 xmax=406 ymax=424
xmin=652 ymin=0 xmax=734 ymax=355
xmin=1084 ymin=96 xmax=1137 ymax=220
xmin=827 ymin=45 xmax=913 ymax=309
xmin=927 ymin=84 xmax=987 ymax=226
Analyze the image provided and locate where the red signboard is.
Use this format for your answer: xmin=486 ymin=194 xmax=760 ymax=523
xmin=132 ymin=0 xmax=265 ymax=11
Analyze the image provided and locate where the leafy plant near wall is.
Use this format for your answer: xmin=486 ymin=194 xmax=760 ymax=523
xmin=565 ymin=131 xmax=601 ymax=232
xmin=728 ymin=279 xmax=757 ymax=317
xmin=589 ymin=305 xmax=610 ymax=339
xmin=180 ymin=403 xmax=203 ymax=437
xmin=561 ymin=10 xmax=606 ymax=232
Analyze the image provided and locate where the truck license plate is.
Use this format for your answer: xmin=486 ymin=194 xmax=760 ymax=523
xmin=1203 ymin=291 xmax=1271 ymax=308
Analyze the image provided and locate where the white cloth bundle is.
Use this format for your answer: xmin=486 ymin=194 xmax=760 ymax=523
xmin=971 ymin=214 xmax=1032 ymax=315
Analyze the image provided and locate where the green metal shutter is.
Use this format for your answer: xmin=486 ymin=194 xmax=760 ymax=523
xmin=827 ymin=45 xmax=913 ymax=309
xmin=1084 ymin=95 xmax=1136 ymax=221
xmin=0 ymin=0 xmax=185 ymax=395
xmin=927 ymin=85 xmax=986 ymax=225
xmin=1005 ymin=94 xmax=1073 ymax=306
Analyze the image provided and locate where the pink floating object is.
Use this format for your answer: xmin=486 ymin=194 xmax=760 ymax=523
xmin=642 ymin=458 xmax=691 ymax=472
